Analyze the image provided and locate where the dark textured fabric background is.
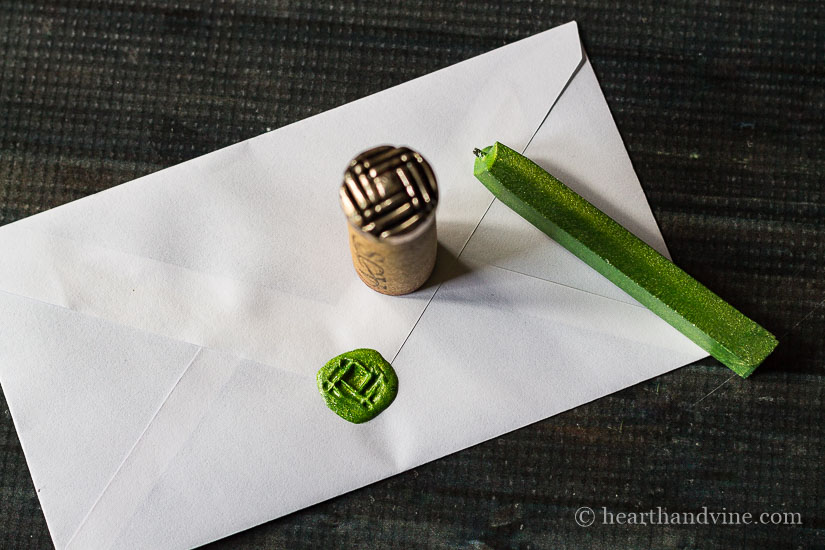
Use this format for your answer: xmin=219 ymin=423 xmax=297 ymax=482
xmin=1 ymin=1 xmax=823 ymax=549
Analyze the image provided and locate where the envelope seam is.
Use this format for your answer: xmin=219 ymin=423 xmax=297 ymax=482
xmin=63 ymin=346 xmax=205 ymax=550
xmin=0 ymin=288 xmax=317 ymax=382
xmin=522 ymin=40 xmax=586 ymax=154
xmin=484 ymin=263 xmax=648 ymax=309
xmin=391 ymin=196 xmax=497 ymax=363
xmin=390 ymin=48 xmax=585 ymax=364
xmin=8 ymin=226 xmax=298 ymax=305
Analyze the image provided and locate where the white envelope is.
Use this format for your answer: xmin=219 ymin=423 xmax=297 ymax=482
xmin=0 ymin=21 xmax=707 ymax=549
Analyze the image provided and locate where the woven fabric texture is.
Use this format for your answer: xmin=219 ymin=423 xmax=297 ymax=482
xmin=1 ymin=1 xmax=823 ymax=548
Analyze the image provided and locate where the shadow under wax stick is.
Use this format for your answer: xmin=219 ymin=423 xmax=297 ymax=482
xmin=340 ymin=146 xmax=439 ymax=296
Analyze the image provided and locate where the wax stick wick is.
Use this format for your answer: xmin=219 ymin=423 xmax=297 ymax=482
xmin=473 ymin=148 xmax=485 ymax=158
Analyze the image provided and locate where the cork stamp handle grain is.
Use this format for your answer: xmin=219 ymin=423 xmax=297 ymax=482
xmin=340 ymin=146 xmax=439 ymax=296
xmin=473 ymin=142 xmax=778 ymax=378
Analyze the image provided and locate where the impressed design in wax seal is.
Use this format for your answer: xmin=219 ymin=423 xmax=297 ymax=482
xmin=317 ymin=348 xmax=399 ymax=424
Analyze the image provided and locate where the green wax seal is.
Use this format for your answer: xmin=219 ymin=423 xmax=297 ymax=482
xmin=473 ymin=142 xmax=778 ymax=378
xmin=317 ymin=348 xmax=398 ymax=423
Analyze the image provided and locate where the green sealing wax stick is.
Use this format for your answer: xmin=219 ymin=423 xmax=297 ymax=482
xmin=473 ymin=142 xmax=777 ymax=378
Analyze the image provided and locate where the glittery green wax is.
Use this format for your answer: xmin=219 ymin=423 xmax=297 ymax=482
xmin=317 ymin=348 xmax=398 ymax=423
xmin=473 ymin=142 xmax=777 ymax=378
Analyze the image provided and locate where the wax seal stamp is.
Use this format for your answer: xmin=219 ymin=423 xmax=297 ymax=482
xmin=339 ymin=145 xmax=439 ymax=295
xmin=316 ymin=348 xmax=399 ymax=424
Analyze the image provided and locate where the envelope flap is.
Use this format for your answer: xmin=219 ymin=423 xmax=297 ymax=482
xmin=0 ymin=22 xmax=585 ymax=373
xmin=0 ymin=292 xmax=201 ymax=549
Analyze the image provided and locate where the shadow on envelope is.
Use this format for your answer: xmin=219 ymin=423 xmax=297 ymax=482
xmin=419 ymin=237 xmax=474 ymax=292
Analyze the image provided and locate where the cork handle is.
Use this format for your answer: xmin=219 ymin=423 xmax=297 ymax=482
xmin=346 ymin=215 xmax=437 ymax=296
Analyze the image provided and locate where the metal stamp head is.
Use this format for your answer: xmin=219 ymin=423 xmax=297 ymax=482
xmin=340 ymin=145 xmax=438 ymax=239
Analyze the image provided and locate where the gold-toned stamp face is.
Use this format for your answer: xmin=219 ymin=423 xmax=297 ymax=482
xmin=339 ymin=145 xmax=439 ymax=296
